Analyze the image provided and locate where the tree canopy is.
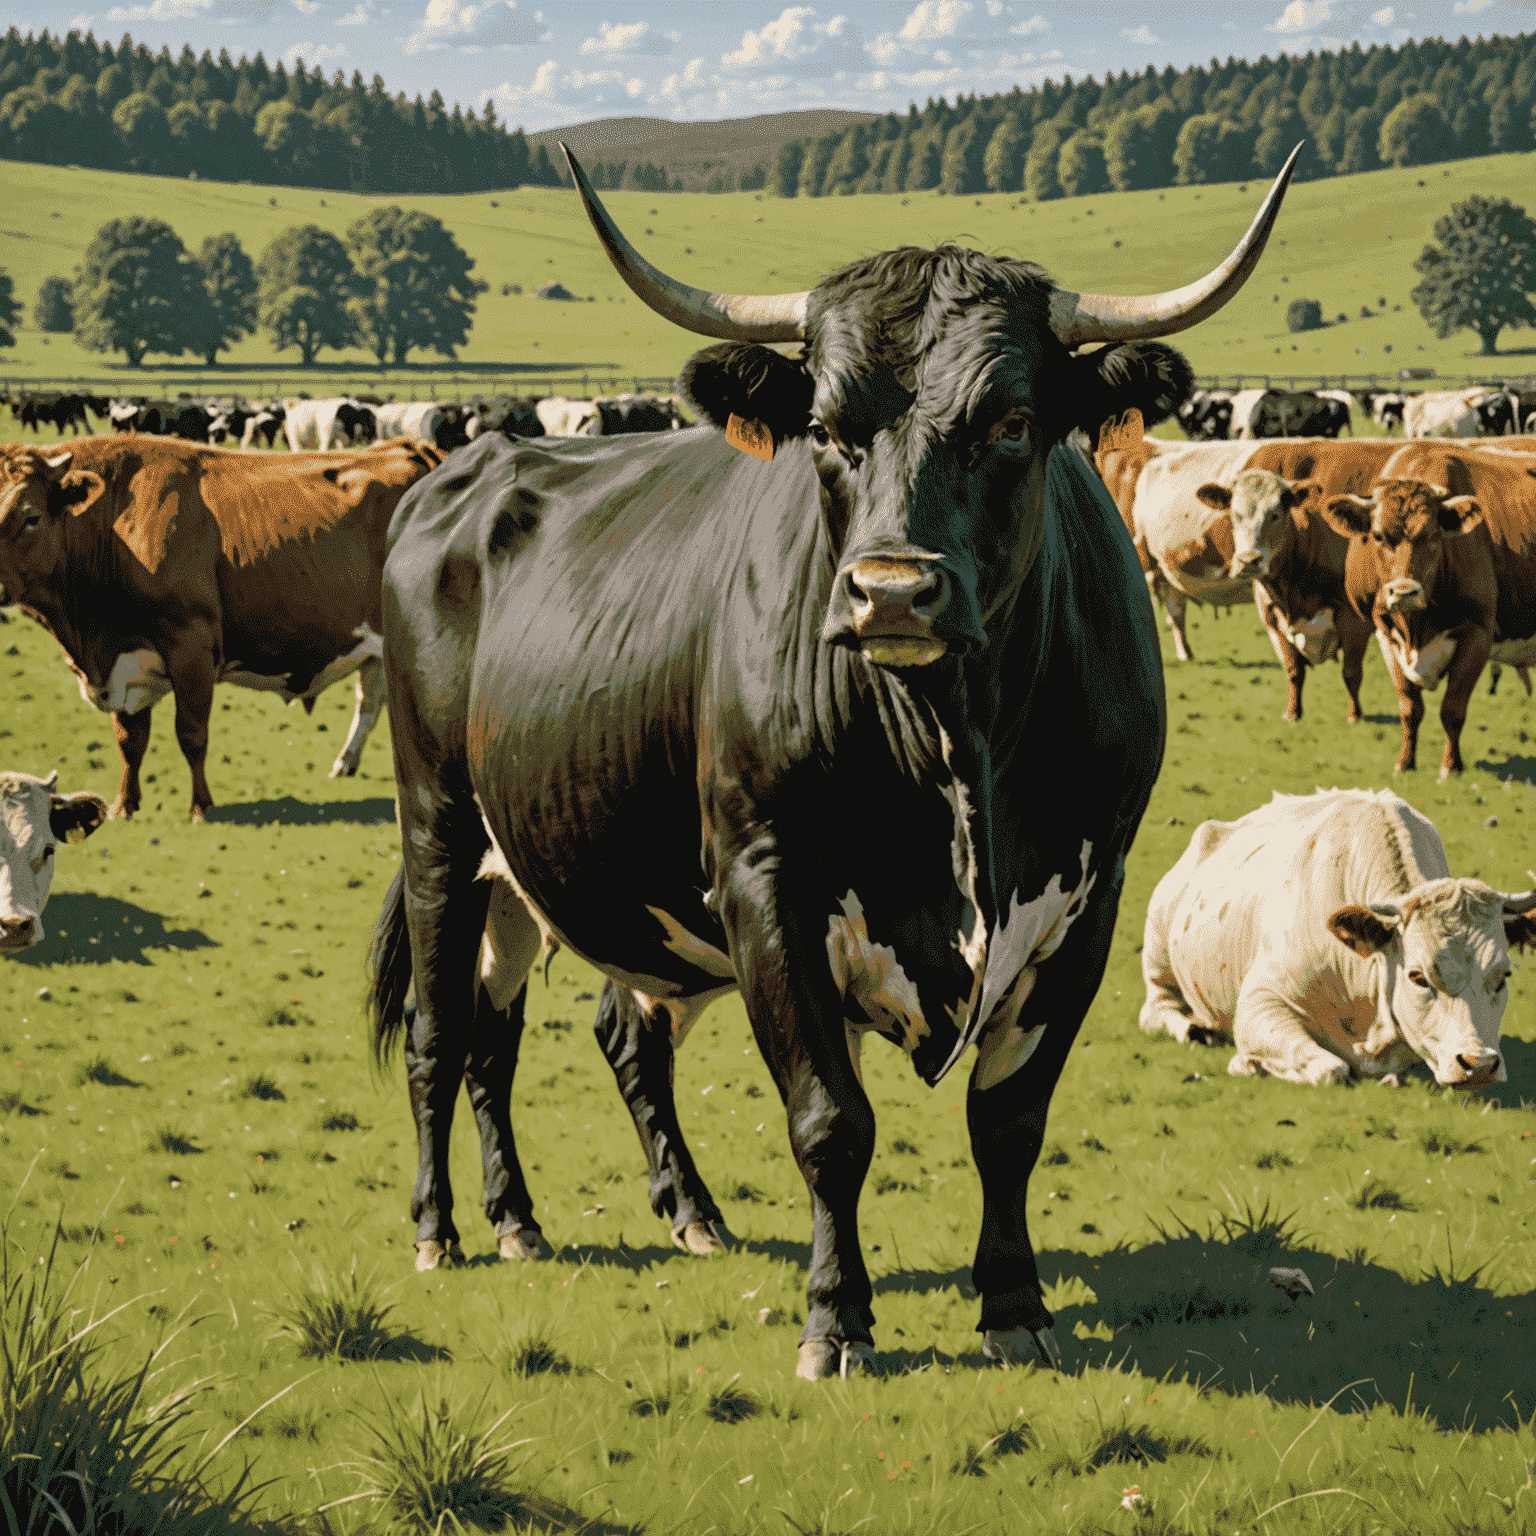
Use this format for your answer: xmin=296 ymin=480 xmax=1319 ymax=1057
xmin=0 ymin=268 xmax=19 ymax=348
xmin=192 ymin=233 xmax=258 ymax=366
xmin=344 ymin=207 xmax=481 ymax=365
xmin=1411 ymin=193 xmax=1536 ymax=355
xmin=33 ymin=276 xmax=73 ymax=333
xmin=74 ymin=216 xmax=201 ymax=366
xmin=256 ymin=224 xmax=356 ymax=365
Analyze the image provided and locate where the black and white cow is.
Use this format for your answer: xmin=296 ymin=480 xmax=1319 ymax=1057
xmin=369 ymin=143 xmax=1298 ymax=1379
xmin=0 ymin=770 xmax=108 ymax=950
xmin=1176 ymin=389 xmax=1234 ymax=440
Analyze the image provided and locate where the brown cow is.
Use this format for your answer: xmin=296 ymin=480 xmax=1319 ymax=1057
xmin=1319 ymin=446 xmax=1536 ymax=778
xmin=0 ymin=437 xmax=443 ymax=821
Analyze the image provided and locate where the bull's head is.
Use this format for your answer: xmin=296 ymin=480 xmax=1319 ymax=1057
xmin=1329 ymin=878 xmax=1536 ymax=1088
xmin=0 ymin=770 xmax=108 ymax=951
xmin=1320 ymin=479 xmax=1482 ymax=619
xmin=562 ymin=143 xmax=1300 ymax=670
xmin=1196 ymin=470 xmax=1320 ymax=579
xmin=0 ymin=446 xmax=103 ymax=608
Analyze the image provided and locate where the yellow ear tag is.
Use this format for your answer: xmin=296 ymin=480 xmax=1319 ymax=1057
xmin=1096 ymin=407 xmax=1144 ymax=457
xmin=726 ymin=414 xmax=774 ymax=461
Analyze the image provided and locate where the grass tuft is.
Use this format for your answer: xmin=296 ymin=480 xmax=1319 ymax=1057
xmin=1215 ymin=1197 xmax=1308 ymax=1257
xmin=1114 ymin=1282 xmax=1254 ymax=1330
xmin=507 ymin=1328 xmax=570 ymax=1380
xmin=151 ymin=1125 xmax=204 ymax=1155
xmin=629 ymin=1394 xmax=669 ymax=1418
xmin=1419 ymin=1128 xmax=1485 ymax=1157
xmin=1082 ymin=1422 xmax=1212 ymax=1469
xmin=1253 ymin=1148 xmax=1294 ymax=1169
xmin=73 ymin=1054 xmax=135 ymax=1087
xmin=321 ymin=1111 xmax=361 ymax=1132
xmin=705 ymin=1383 xmax=761 ymax=1424
xmin=953 ymin=1418 xmax=1038 ymax=1475
xmin=264 ymin=1007 xmax=311 ymax=1029
xmin=240 ymin=1073 xmax=286 ymax=1102
xmin=1353 ymin=1178 xmax=1416 ymax=1211
xmin=268 ymin=1256 xmax=400 ymax=1361
xmin=0 ymin=1091 xmax=42 ymax=1117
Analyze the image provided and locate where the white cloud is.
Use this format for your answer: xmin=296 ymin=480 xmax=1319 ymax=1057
xmin=284 ymin=40 xmax=348 ymax=65
xmin=1452 ymin=0 xmax=1495 ymax=13
xmin=656 ymin=54 xmax=708 ymax=106
xmin=69 ymin=11 xmax=95 ymax=25
xmin=1369 ymin=4 xmax=1392 ymax=19
xmin=723 ymin=6 xmax=816 ymax=67
xmin=626 ymin=76 xmax=645 ymax=96
xmin=1012 ymin=13 xmax=1047 ymax=34
xmin=293 ymin=0 xmax=319 ymax=13
xmin=335 ymin=2 xmax=368 ymax=22
xmin=579 ymin=19 xmax=667 ymax=57
xmin=1269 ymin=0 xmax=1334 ymax=32
xmin=106 ymin=0 xmax=209 ymax=20
xmin=720 ymin=7 xmax=864 ymax=77
xmin=405 ymin=0 xmax=549 ymax=53
xmin=897 ymin=0 xmax=972 ymax=41
xmin=1121 ymin=23 xmax=1161 ymax=45
xmin=483 ymin=56 xmax=558 ymax=107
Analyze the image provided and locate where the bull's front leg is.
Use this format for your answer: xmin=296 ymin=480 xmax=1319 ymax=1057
xmin=1229 ymin=977 xmax=1350 ymax=1086
xmin=1337 ymin=605 xmax=1371 ymax=724
xmin=1380 ymin=641 xmax=1425 ymax=774
xmin=719 ymin=841 xmax=877 ymax=1380
xmin=1255 ymin=587 xmax=1307 ymax=721
xmin=1437 ymin=626 xmax=1493 ymax=781
xmin=968 ymin=873 xmax=1122 ymax=1371
xmin=329 ymin=657 xmax=386 ymax=778
xmin=161 ymin=639 xmax=219 ymax=821
xmin=109 ymin=707 xmax=152 ymax=819
xmin=592 ymin=981 xmax=731 ymax=1255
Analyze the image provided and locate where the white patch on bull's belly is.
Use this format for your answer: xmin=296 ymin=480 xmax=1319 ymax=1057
xmin=220 ymin=625 xmax=383 ymax=705
xmin=1376 ymin=629 xmax=1457 ymax=691
xmin=82 ymin=649 xmax=173 ymax=715
xmin=1273 ymin=606 xmax=1338 ymax=665
xmin=1492 ymin=637 xmax=1536 ymax=667
xmin=825 ymin=891 xmax=934 ymax=1054
xmin=632 ymin=985 xmax=735 ymax=1047
xmin=643 ymin=905 xmax=735 ymax=979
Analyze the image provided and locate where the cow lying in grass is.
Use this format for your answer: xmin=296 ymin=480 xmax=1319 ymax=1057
xmin=1140 ymin=788 xmax=1536 ymax=1088
xmin=0 ymin=770 xmax=108 ymax=950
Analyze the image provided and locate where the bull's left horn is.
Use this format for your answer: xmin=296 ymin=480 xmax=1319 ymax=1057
xmin=1048 ymin=143 xmax=1304 ymax=350
xmin=561 ymin=144 xmax=808 ymax=342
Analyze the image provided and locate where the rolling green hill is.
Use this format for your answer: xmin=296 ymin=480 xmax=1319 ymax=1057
xmin=2 ymin=148 xmax=1535 ymax=391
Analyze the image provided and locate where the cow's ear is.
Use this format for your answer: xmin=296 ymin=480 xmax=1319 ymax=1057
xmin=1070 ymin=341 xmax=1194 ymax=435
xmin=49 ymin=469 xmax=105 ymax=517
xmin=1437 ymin=494 xmax=1482 ymax=536
xmin=1319 ymin=494 xmax=1374 ymax=538
xmin=1194 ymin=482 xmax=1231 ymax=511
xmin=1282 ymin=478 xmax=1321 ymax=513
xmin=679 ymin=343 xmax=814 ymax=454
xmin=43 ymin=452 xmax=73 ymax=478
xmin=1503 ymin=911 xmax=1536 ymax=952
xmin=1327 ymin=904 xmax=1398 ymax=957
xmin=49 ymin=791 xmax=109 ymax=844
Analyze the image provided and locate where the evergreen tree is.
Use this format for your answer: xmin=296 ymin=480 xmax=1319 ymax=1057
xmin=1337 ymin=106 xmax=1382 ymax=174
xmin=1379 ymin=92 xmax=1453 ymax=166
xmin=33 ymin=275 xmax=73 ymax=332
xmin=111 ymin=90 xmax=169 ymax=172
xmin=256 ymin=224 xmax=356 ymax=364
xmin=1024 ymin=119 xmax=1068 ymax=201
xmin=982 ymin=113 xmax=1027 ymax=192
xmin=0 ymin=267 xmax=19 ymax=347
xmin=766 ymin=139 xmax=803 ymax=197
xmin=1411 ymin=193 xmax=1536 ymax=356
xmin=1104 ymin=100 xmax=1179 ymax=191
xmin=75 ymin=215 xmax=200 ymax=366
xmin=1172 ymin=113 xmax=1225 ymax=184
xmin=938 ymin=117 xmax=985 ymax=195
xmin=1057 ymin=130 xmax=1109 ymax=197
xmin=345 ymin=205 xmax=480 ymax=364
xmin=191 ymin=232 xmax=256 ymax=364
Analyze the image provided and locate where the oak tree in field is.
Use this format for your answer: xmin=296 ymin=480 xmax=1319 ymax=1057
xmin=1411 ymin=194 xmax=1536 ymax=357
xmin=256 ymin=224 xmax=357 ymax=366
xmin=74 ymin=217 xmax=202 ymax=367
xmin=190 ymin=233 xmax=258 ymax=366
xmin=0 ymin=268 xmax=20 ymax=348
xmin=344 ymin=206 xmax=481 ymax=365
xmin=33 ymin=276 xmax=74 ymax=333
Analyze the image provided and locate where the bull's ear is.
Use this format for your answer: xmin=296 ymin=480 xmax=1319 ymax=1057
xmin=1282 ymin=478 xmax=1321 ymax=513
xmin=1327 ymin=904 xmax=1398 ymax=957
xmin=50 ymin=469 xmax=105 ymax=516
xmin=43 ymin=452 xmax=73 ymax=478
xmin=1070 ymin=341 xmax=1194 ymax=435
xmin=678 ymin=343 xmax=814 ymax=453
xmin=1320 ymin=493 xmax=1374 ymax=538
xmin=1437 ymin=494 xmax=1482 ymax=536
xmin=1194 ymin=482 xmax=1231 ymax=511
xmin=49 ymin=791 xmax=109 ymax=844
xmin=1503 ymin=911 xmax=1536 ymax=952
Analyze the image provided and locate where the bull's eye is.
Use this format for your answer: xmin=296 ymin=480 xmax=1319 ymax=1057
xmin=30 ymin=844 xmax=53 ymax=874
xmin=1407 ymin=968 xmax=1431 ymax=989
xmin=993 ymin=412 xmax=1031 ymax=445
xmin=22 ymin=513 xmax=40 ymax=531
xmin=809 ymin=422 xmax=831 ymax=447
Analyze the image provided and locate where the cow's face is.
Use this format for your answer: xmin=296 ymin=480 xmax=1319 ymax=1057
xmin=1329 ymin=879 xmax=1536 ymax=1087
xmin=1198 ymin=470 xmax=1318 ymax=578
xmin=681 ymin=252 xmax=1192 ymax=670
xmin=0 ymin=447 xmax=88 ymax=606
xmin=0 ymin=771 xmax=108 ymax=950
xmin=1321 ymin=479 xmax=1482 ymax=620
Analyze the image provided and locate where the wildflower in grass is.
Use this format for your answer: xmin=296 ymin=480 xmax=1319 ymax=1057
xmin=1121 ymin=1485 xmax=1144 ymax=1510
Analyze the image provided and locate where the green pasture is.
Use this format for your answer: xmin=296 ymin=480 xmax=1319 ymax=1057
xmin=3 ymin=148 xmax=1536 ymax=393
xmin=5 ymin=523 xmax=1536 ymax=1532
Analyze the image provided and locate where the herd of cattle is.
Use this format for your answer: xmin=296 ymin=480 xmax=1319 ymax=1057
xmin=2 ymin=387 xmax=689 ymax=454
xmin=2 ymin=145 xmax=1535 ymax=1379
xmin=1178 ymin=383 xmax=1530 ymax=441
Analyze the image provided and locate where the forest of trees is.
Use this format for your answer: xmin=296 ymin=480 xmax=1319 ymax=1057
xmin=766 ymin=29 xmax=1536 ymax=198
xmin=0 ymin=26 xmax=1533 ymax=198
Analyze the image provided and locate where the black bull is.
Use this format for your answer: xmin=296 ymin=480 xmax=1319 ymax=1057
xmin=371 ymin=146 xmax=1296 ymax=1379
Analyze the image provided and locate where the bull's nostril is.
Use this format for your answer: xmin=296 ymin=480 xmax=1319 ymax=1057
xmin=1456 ymin=1051 xmax=1492 ymax=1075
xmin=844 ymin=568 xmax=874 ymax=613
xmin=912 ymin=569 xmax=949 ymax=616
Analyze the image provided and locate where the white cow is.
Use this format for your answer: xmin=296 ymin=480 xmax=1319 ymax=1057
xmin=1141 ymin=788 xmax=1536 ymax=1088
xmin=0 ymin=771 xmax=108 ymax=950
xmin=282 ymin=397 xmax=360 ymax=454
xmin=374 ymin=401 xmax=444 ymax=445
xmin=535 ymin=397 xmax=603 ymax=437
xmin=1228 ymin=388 xmax=1269 ymax=439
xmin=1402 ymin=390 xmax=1484 ymax=439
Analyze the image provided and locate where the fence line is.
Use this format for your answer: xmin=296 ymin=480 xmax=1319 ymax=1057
xmin=1 ymin=374 xmax=685 ymax=402
xmin=1193 ymin=372 xmax=1536 ymax=392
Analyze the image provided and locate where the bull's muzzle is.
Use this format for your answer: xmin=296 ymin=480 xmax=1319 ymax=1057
xmin=1383 ymin=579 xmax=1425 ymax=613
xmin=843 ymin=557 xmax=952 ymax=667
xmin=0 ymin=913 xmax=37 ymax=950
xmin=1231 ymin=549 xmax=1266 ymax=577
xmin=1448 ymin=1049 xmax=1500 ymax=1088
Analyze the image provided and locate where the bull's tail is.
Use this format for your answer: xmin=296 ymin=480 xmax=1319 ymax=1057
xmin=368 ymin=864 xmax=415 ymax=1064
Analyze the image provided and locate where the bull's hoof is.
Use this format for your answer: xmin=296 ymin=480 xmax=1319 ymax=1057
xmin=795 ymin=1338 xmax=876 ymax=1381
xmin=189 ymin=806 xmax=208 ymax=825
xmin=498 ymin=1228 xmax=552 ymax=1262
xmin=1186 ymin=1023 xmax=1217 ymax=1047
xmin=672 ymin=1219 xmax=734 ymax=1256
xmin=414 ymin=1238 xmax=466 ymax=1272
xmin=328 ymin=758 xmax=358 ymax=779
xmin=982 ymin=1325 xmax=1061 ymax=1370
xmin=1281 ymin=710 xmax=1301 ymax=724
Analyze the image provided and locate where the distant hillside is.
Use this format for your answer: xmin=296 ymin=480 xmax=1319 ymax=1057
xmin=526 ymin=111 xmax=877 ymax=193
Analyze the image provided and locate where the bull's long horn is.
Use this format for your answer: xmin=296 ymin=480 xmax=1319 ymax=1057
xmin=560 ymin=144 xmax=808 ymax=342
xmin=1048 ymin=143 xmax=1304 ymax=350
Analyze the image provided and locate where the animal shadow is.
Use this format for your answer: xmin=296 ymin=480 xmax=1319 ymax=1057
xmin=1474 ymin=755 xmax=1536 ymax=787
xmin=13 ymin=893 xmax=216 ymax=967
xmin=204 ymin=796 xmax=396 ymax=827
xmin=1485 ymin=1034 xmax=1536 ymax=1106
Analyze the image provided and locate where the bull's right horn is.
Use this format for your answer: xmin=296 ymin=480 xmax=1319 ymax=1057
xmin=561 ymin=144 xmax=808 ymax=343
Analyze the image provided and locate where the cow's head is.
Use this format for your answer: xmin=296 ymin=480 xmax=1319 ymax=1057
xmin=0 ymin=770 xmax=108 ymax=951
xmin=561 ymin=143 xmax=1299 ymax=671
xmin=1328 ymin=878 xmax=1536 ymax=1088
xmin=1320 ymin=478 xmax=1482 ymax=619
xmin=0 ymin=446 xmax=104 ymax=607
xmin=1196 ymin=470 xmax=1320 ymax=578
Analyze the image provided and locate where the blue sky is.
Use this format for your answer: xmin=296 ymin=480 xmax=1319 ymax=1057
xmin=6 ymin=0 xmax=1533 ymax=131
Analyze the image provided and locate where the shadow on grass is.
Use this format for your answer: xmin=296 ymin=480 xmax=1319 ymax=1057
xmin=13 ymin=893 xmax=216 ymax=967
xmin=204 ymin=796 xmax=396 ymax=827
xmin=1474 ymin=754 xmax=1536 ymax=786
xmin=1484 ymin=1035 xmax=1536 ymax=1107
xmin=373 ymin=1335 xmax=454 ymax=1364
